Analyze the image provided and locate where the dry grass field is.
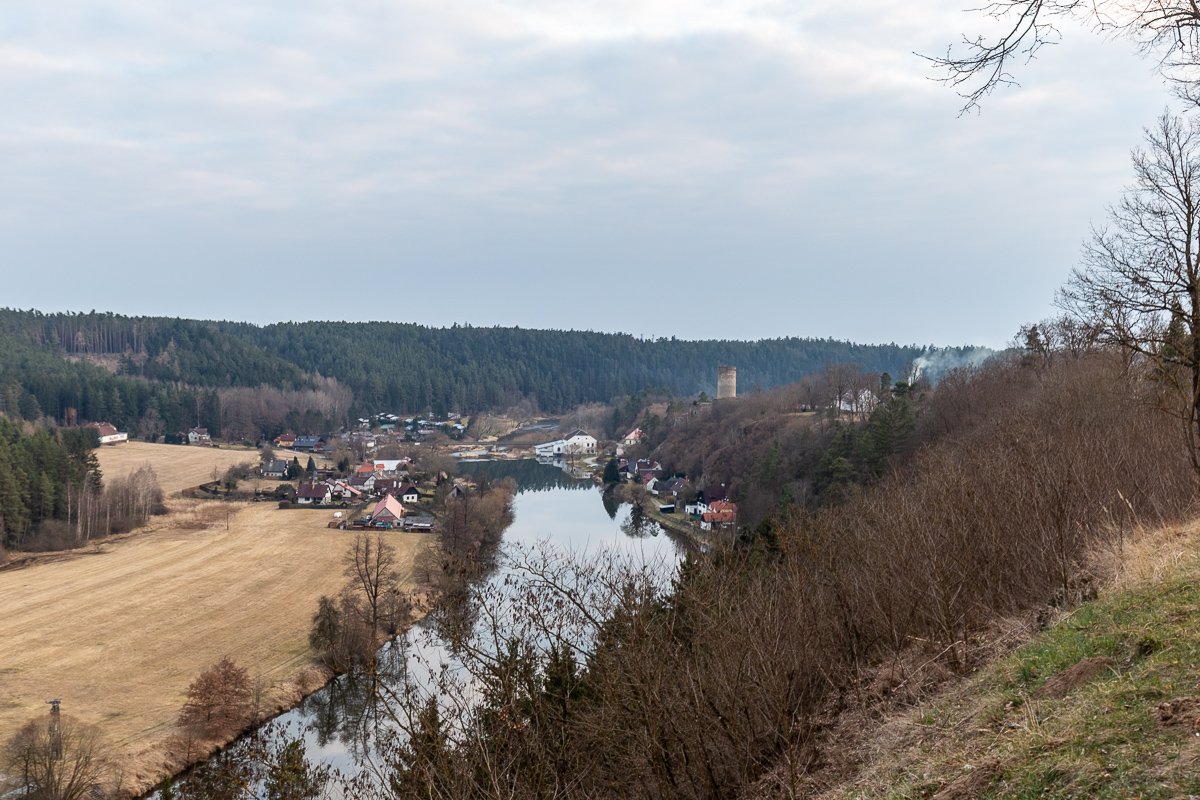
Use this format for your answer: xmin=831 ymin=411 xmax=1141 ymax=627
xmin=0 ymin=467 xmax=426 ymax=792
xmin=95 ymin=440 xmax=329 ymax=495
xmin=96 ymin=440 xmax=256 ymax=494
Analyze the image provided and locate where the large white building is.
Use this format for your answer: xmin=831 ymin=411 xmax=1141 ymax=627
xmin=535 ymin=429 xmax=597 ymax=457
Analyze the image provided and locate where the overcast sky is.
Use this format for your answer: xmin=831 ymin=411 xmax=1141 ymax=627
xmin=0 ymin=1 xmax=1171 ymax=348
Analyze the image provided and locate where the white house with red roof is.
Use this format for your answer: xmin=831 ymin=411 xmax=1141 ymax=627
xmin=369 ymin=494 xmax=407 ymax=528
xmin=91 ymin=422 xmax=128 ymax=446
xmin=701 ymin=500 xmax=738 ymax=531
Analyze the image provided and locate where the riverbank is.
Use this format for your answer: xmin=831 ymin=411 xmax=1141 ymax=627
xmin=0 ymin=500 xmax=430 ymax=797
xmin=157 ymin=461 xmax=689 ymax=795
xmin=605 ymin=481 xmax=726 ymax=550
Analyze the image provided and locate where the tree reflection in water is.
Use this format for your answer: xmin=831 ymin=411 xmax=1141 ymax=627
xmin=620 ymin=503 xmax=659 ymax=538
xmin=154 ymin=461 xmax=686 ymax=800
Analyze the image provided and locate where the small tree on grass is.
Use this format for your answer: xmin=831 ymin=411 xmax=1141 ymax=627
xmin=344 ymin=533 xmax=400 ymax=641
xmin=178 ymin=657 xmax=254 ymax=738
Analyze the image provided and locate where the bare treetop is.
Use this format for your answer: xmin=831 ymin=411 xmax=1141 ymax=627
xmin=927 ymin=1 xmax=1200 ymax=111
xmin=1060 ymin=110 xmax=1200 ymax=472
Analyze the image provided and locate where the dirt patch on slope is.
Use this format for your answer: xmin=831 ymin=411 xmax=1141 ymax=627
xmin=932 ymin=760 xmax=1001 ymax=800
xmin=1035 ymin=656 xmax=1116 ymax=699
xmin=1154 ymin=697 xmax=1200 ymax=732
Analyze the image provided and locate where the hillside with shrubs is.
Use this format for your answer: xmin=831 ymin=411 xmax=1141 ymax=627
xmin=371 ymin=327 xmax=1199 ymax=799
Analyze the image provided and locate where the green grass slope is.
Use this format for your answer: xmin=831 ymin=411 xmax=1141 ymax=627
xmin=815 ymin=523 xmax=1200 ymax=800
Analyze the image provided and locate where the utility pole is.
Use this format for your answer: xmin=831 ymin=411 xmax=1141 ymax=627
xmin=47 ymin=698 xmax=62 ymax=760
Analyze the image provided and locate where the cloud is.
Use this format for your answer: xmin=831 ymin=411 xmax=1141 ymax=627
xmin=0 ymin=2 xmax=1173 ymax=347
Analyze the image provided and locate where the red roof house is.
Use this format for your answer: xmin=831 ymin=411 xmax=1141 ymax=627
xmin=369 ymin=494 xmax=407 ymax=527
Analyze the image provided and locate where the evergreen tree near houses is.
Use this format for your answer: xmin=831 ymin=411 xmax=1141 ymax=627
xmin=602 ymin=458 xmax=621 ymax=486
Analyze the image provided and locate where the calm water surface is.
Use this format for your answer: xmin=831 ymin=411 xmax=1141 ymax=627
xmin=156 ymin=460 xmax=687 ymax=795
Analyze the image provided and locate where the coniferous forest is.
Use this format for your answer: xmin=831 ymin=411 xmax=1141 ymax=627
xmin=0 ymin=309 xmax=957 ymax=437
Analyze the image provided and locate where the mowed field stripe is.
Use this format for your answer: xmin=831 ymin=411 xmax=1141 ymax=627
xmin=0 ymin=488 xmax=427 ymax=770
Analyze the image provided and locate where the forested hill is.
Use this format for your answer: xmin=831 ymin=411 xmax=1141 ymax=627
xmin=241 ymin=321 xmax=927 ymax=412
xmin=0 ymin=308 xmax=938 ymax=422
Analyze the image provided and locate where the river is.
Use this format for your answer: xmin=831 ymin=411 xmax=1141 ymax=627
xmin=156 ymin=459 xmax=688 ymax=796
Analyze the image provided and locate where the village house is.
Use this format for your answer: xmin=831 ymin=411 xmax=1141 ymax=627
xmin=402 ymin=515 xmax=434 ymax=532
xmin=534 ymin=429 xmax=598 ymax=457
xmin=328 ymin=480 xmax=362 ymax=502
xmin=622 ymin=427 xmax=644 ymax=446
xmin=564 ymin=429 xmax=597 ymax=453
xmin=187 ymin=427 xmax=212 ymax=446
xmin=686 ymin=484 xmax=729 ymax=515
xmin=348 ymin=473 xmax=378 ymax=494
xmin=293 ymin=435 xmax=322 ymax=452
xmin=374 ymin=476 xmax=399 ymax=493
xmin=397 ymin=483 xmax=420 ymax=504
xmin=91 ymin=422 xmax=128 ymax=446
xmin=274 ymin=433 xmax=297 ymax=449
xmin=261 ymin=459 xmax=290 ymax=479
xmin=701 ymin=500 xmax=738 ymax=531
xmin=685 ymin=483 xmax=729 ymax=516
xmin=368 ymin=494 xmax=406 ymax=528
xmin=296 ymin=482 xmax=332 ymax=505
xmin=653 ymin=476 xmax=689 ymax=499
xmin=636 ymin=460 xmax=664 ymax=488
xmin=634 ymin=458 xmax=661 ymax=473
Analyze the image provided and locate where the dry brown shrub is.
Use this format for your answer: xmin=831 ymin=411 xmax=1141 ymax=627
xmin=1089 ymin=519 xmax=1200 ymax=593
xmin=177 ymin=657 xmax=254 ymax=739
xmin=788 ymin=352 xmax=1195 ymax=672
xmin=168 ymin=501 xmax=231 ymax=531
xmin=384 ymin=351 xmax=1200 ymax=800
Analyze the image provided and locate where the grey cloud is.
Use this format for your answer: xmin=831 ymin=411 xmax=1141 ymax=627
xmin=0 ymin=2 xmax=1175 ymax=348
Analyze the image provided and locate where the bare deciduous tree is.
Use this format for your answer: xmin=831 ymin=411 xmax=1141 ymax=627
xmin=926 ymin=1 xmax=1200 ymax=110
xmin=3 ymin=714 xmax=113 ymax=800
xmin=344 ymin=533 xmax=400 ymax=641
xmin=1060 ymin=111 xmax=1200 ymax=474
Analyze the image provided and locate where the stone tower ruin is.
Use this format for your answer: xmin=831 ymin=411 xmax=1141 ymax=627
xmin=717 ymin=365 xmax=737 ymax=400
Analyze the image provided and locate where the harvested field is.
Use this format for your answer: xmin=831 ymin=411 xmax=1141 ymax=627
xmin=96 ymin=441 xmax=256 ymax=495
xmin=0 ymin=500 xmax=427 ymax=793
xmin=96 ymin=441 xmax=331 ymax=495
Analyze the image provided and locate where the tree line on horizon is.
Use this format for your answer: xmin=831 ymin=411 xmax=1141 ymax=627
xmin=0 ymin=309 xmax=963 ymax=437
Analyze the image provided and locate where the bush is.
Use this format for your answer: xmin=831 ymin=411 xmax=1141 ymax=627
xmin=377 ymin=351 xmax=1199 ymax=799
